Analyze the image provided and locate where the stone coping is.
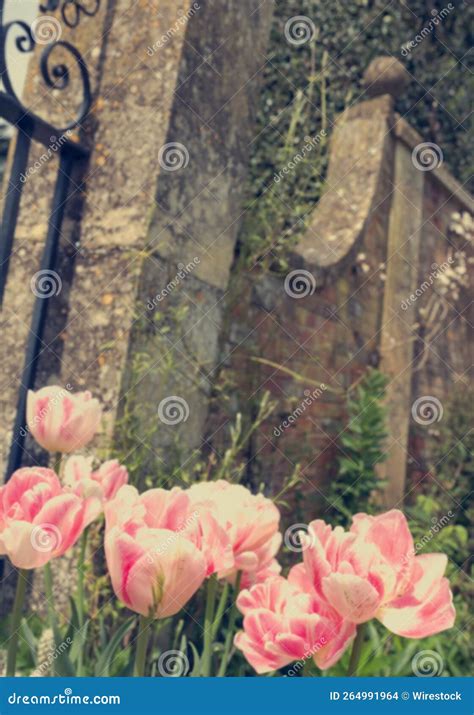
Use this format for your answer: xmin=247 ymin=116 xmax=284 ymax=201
xmin=292 ymin=96 xmax=472 ymax=272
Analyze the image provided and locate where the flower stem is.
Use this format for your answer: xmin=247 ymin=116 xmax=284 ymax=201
xmin=43 ymin=562 xmax=57 ymax=631
xmin=76 ymin=528 xmax=88 ymax=676
xmin=201 ymin=574 xmax=218 ymax=677
xmin=54 ymin=452 xmax=62 ymax=478
xmin=133 ymin=615 xmax=152 ymax=677
xmin=211 ymin=582 xmax=229 ymax=640
xmin=6 ymin=569 xmax=28 ymax=676
xmin=347 ymin=623 xmax=367 ymax=676
xmin=217 ymin=571 xmax=242 ymax=677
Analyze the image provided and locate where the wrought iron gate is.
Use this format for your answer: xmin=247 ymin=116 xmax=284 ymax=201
xmin=0 ymin=1 xmax=95 ymax=478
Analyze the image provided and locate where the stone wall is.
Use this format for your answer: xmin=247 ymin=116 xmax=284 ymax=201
xmin=204 ymin=59 xmax=473 ymax=522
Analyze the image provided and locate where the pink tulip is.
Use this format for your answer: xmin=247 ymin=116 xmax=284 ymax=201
xmin=93 ymin=460 xmax=128 ymax=500
xmin=188 ymin=480 xmax=282 ymax=584
xmin=105 ymin=484 xmax=232 ymax=579
xmin=26 ymin=386 xmax=102 ymax=453
xmin=299 ymin=510 xmax=455 ymax=638
xmin=234 ymin=576 xmax=356 ymax=673
xmin=63 ymin=456 xmax=128 ymax=525
xmin=104 ymin=486 xmax=206 ymax=618
xmin=0 ymin=467 xmax=89 ymax=569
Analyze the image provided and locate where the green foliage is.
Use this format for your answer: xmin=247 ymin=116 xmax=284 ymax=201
xmin=328 ymin=369 xmax=388 ymax=525
xmin=238 ymin=0 xmax=472 ymax=266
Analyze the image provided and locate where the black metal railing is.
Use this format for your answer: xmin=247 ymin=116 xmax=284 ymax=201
xmin=0 ymin=1 xmax=94 ymax=478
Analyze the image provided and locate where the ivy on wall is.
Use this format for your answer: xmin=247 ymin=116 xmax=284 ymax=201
xmin=237 ymin=0 xmax=472 ymax=267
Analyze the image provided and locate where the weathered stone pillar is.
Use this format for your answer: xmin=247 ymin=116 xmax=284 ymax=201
xmin=378 ymin=135 xmax=423 ymax=508
xmin=0 ymin=1 xmax=274 ymax=480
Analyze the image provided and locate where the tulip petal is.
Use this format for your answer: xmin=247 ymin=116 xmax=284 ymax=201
xmin=314 ymin=619 xmax=356 ymax=670
xmin=322 ymin=572 xmax=381 ymax=623
xmin=125 ymin=529 xmax=206 ymax=618
xmin=0 ymin=521 xmax=52 ymax=569
xmin=378 ymin=553 xmax=455 ymax=638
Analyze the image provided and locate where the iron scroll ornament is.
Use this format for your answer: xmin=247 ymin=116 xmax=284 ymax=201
xmin=40 ymin=0 xmax=101 ymax=30
xmin=0 ymin=0 xmax=94 ymax=131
